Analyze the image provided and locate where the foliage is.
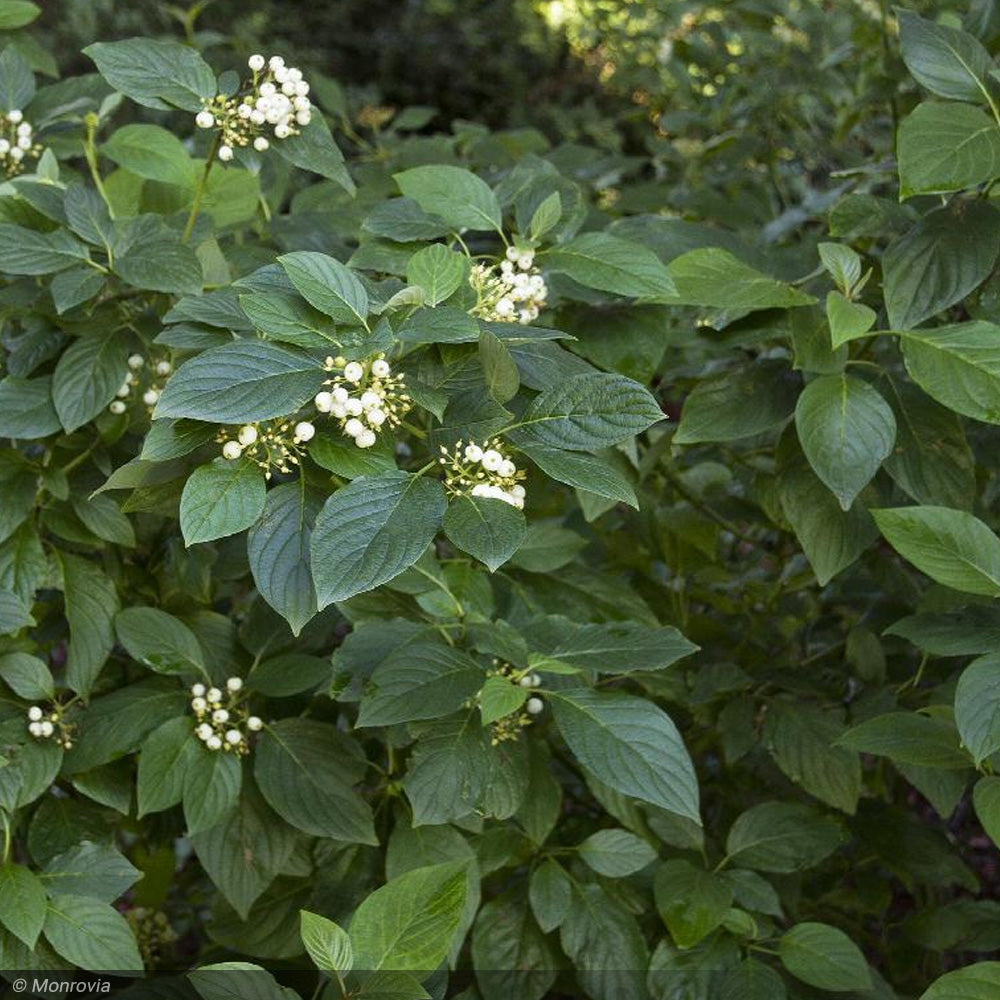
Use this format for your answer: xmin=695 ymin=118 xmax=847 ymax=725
xmin=1 ymin=2 xmax=1000 ymax=999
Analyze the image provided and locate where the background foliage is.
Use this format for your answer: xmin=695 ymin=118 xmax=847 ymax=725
xmin=2 ymin=1 xmax=1000 ymax=998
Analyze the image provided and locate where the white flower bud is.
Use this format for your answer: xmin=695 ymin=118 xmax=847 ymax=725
xmin=109 ymin=400 xmax=126 ymax=415
xmin=293 ymin=96 xmax=310 ymax=112
xmin=506 ymin=246 xmax=520 ymax=262
xmin=356 ymin=429 xmax=377 ymax=448
xmin=0 ymin=139 xmax=10 ymax=154
xmin=226 ymin=676 xmax=243 ymax=693
xmin=344 ymin=397 xmax=363 ymax=416
xmin=526 ymin=697 xmax=544 ymax=715
xmin=251 ymin=136 xmax=268 ymax=152
xmin=274 ymin=123 xmax=291 ymax=139
xmin=212 ymin=709 xmax=229 ymax=724
xmin=250 ymin=109 xmax=266 ymax=125
xmin=464 ymin=444 xmax=483 ymax=462
xmin=206 ymin=735 xmax=222 ymax=751
xmin=28 ymin=722 xmax=42 ymax=736
xmin=191 ymin=697 xmax=207 ymax=712
xmin=40 ymin=720 xmax=54 ymax=737
xmin=344 ymin=418 xmax=364 ymax=438
xmin=238 ymin=425 xmax=258 ymax=446
xmin=295 ymin=110 xmax=311 ymax=127
xmin=206 ymin=687 xmax=222 ymax=703
xmin=191 ymin=683 xmax=206 ymax=697
xmin=247 ymin=715 xmax=263 ymax=731
xmin=294 ymin=420 xmax=315 ymax=442
xmin=142 ymin=389 xmax=159 ymax=406
xmin=343 ymin=362 xmax=363 ymax=383
xmin=282 ymin=80 xmax=297 ymax=96
xmin=287 ymin=67 xmax=303 ymax=83
xmin=495 ymin=297 xmax=515 ymax=318
xmin=156 ymin=360 xmax=172 ymax=377
xmin=9 ymin=147 xmax=23 ymax=162
xmin=518 ymin=675 xmax=534 ymax=688
xmin=471 ymin=484 xmax=491 ymax=498
xmin=8 ymin=109 xmax=23 ymax=124
xmin=116 ymin=381 xmax=131 ymax=398
xmin=222 ymin=440 xmax=243 ymax=460
xmin=16 ymin=135 xmax=29 ymax=150
xmin=268 ymin=55 xmax=285 ymax=71
xmin=366 ymin=408 xmax=386 ymax=427
xmin=371 ymin=358 xmax=390 ymax=378
xmin=218 ymin=144 xmax=234 ymax=162
xmin=248 ymin=54 xmax=266 ymax=71
xmin=332 ymin=386 xmax=350 ymax=403
xmin=360 ymin=390 xmax=381 ymax=410
xmin=237 ymin=104 xmax=253 ymax=119
xmin=330 ymin=403 xmax=347 ymax=419
xmin=481 ymin=449 xmax=502 ymax=472
xmin=28 ymin=706 xmax=43 ymax=721
xmin=225 ymin=729 xmax=242 ymax=745
xmin=511 ymin=484 xmax=526 ymax=499
xmin=314 ymin=390 xmax=334 ymax=412
xmin=16 ymin=122 xmax=30 ymax=137
xmin=499 ymin=459 xmax=516 ymax=478
xmin=196 ymin=110 xmax=215 ymax=129
xmin=531 ymin=672 xmax=542 ymax=687
xmin=295 ymin=81 xmax=310 ymax=97
xmin=259 ymin=81 xmax=276 ymax=97
xmin=196 ymin=723 xmax=213 ymax=740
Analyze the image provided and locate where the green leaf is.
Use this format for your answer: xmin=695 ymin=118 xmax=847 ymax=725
xmin=43 ymin=894 xmax=143 ymax=971
xmin=357 ymin=640 xmax=483 ymax=727
xmin=898 ymin=321 xmax=1000 ymax=424
xmin=272 ymin=114 xmax=354 ymax=193
xmin=52 ymin=331 xmax=129 ymax=433
xmin=0 ymin=589 xmax=33 ymax=635
xmin=919 ymin=963 xmax=1000 ymax=1000
xmin=41 ymin=842 xmax=141 ymax=902
xmin=137 ymin=715 xmax=198 ymax=816
xmin=779 ymin=922 xmax=872 ymax=993
xmin=529 ymin=859 xmax=572 ymax=932
xmin=883 ymin=203 xmax=1000 ymax=329
xmin=0 ymin=864 xmax=45 ymax=948
xmin=0 ymin=224 xmax=89 ymax=275
xmin=102 ymin=123 xmax=195 ymax=186
xmin=471 ymin=896 xmax=558 ymax=1000
xmin=896 ymin=9 xmax=996 ymax=105
xmin=116 ymin=606 xmax=205 ymax=675
xmin=515 ymin=372 xmax=663 ymax=451
xmin=0 ymin=652 xmax=53 ymax=700
xmin=665 ymin=247 xmax=814 ymax=309
xmin=189 ymin=964 xmax=290 ymax=1000
xmin=529 ymin=191 xmax=562 ymax=240
xmin=240 ymin=292 xmax=340 ymax=349
xmin=278 ymin=251 xmax=369 ymax=326
xmin=477 ymin=675 xmax=528 ymax=726
xmin=183 ymin=748 xmax=242 ymax=835
xmin=180 ymin=458 xmax=266 ymax=546
xmin=518 ymin=443 xmax=637 ymax=507
xmin=955 ymin=654 xmax=1000 ymax=764
xmin=247 ymin=482 xmax=321 ymax=635
xmin=310 ymin=471 xmax=447 ymax=606
xmin=837 ymin=711 xmax=970 ymax=768
xmin=155 ymin=341 xmax=326 ymax=423
xmin=724 ymin=802 xmax=842 ymax=872
xmin=254 ymin=717 xmax=377 ymax=844
xmin=523 ymin=615 xmax=697 ymax=674
xmin=115 ymin=240 xmax=203 ymax=295
xmin=898 ymin=102 xmax=1000 ymax=197
xmin=578 ymin=829 xmax=657 ymax=877
xmin=675 ymin=360 xmax=799 ymax=443
xmin=84 ymin=38 xmax=216 ymax=112
xmin=0 ymin=2 xmax=41 ymax=30
xmin=58 ymin=552 xmax=119 ymax=696
xmin=406 ymin=243 xmax=465 ymax=305
xmin=549 ymin=687 xmax=699 ymax=822
xmin=720 ymin=960 xmax=787 ymax=1000
xmin=443 ymin=495 xmax=526 ymax=572
xmin=546 ymin=232 xmax=675 ymax=299
xmin=0 ymin=44 xmax=33 ymax=111
xmin=826 ymin=291 xmax=877 ymax=348
xmin=0 ymin=376 xmax=62 ymax=438
xmin=479 ymin=329 xmax=520 ymax=403
xmin=872 ymin=506 xmax=1000 ymax=596
xmin=794 ymin=374 xmax=896 ymax=510
xmin=300 ymin=910 xmax=354 ymax=973
xmin=973 ymin=777 xmax=1000 ymax=848
xmin=349 ymin=861 xmax=468 ymax=971
xmin=395 ymin=165 xmax=501 ymax=232
xmin=654 ymin=859 xmax=732 ymax=948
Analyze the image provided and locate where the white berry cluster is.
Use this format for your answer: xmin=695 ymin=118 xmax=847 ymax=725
xmin=470 ymin=246 xmax=547 ymax=325
xmin=26 ymin=703 xmax=74 ymax=750
xmin=439 ymin=438 xmax=526 ymax=509
xmin=195 ymin=54 xmax=312 ymax=162
xmin=218 ymin=418 xmax=315 ymax=478
xmin=109 ymin=353 xmax=173 ymax=416
xmin=482 ymin=660 xmax=544 ymax=745
xmin=190 ymin=678 xmax=262 ymax=755
xmin=314 ymin=354 xmax=411 ymax=449
xmin=0 ymin=110 xmax=40 ymax=178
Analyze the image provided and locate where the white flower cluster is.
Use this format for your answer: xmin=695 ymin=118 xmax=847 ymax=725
xmin=439 ymin=438 xmax=526 ymax=509
xmin=26 ymin=704 xmax=74 ymax=749
xmin=0 ymin=110 xmax=40 ymax=178
xmin=195 ymin=54 xmax=312 ymax=162
xmin=314 ymin=354 xmax=411 ymax=449
xmin=190 ymin=678 xmax=262 ymax=755
xmin=109 ymin=353 xmax=173 ymax=416
xmin=470 ymin=246 xmax=547 ymax=325
xmin=218 ymin=418 xmax=314 ymax=477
